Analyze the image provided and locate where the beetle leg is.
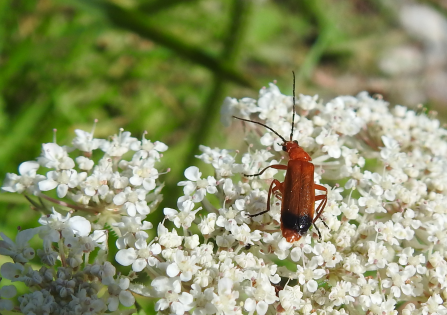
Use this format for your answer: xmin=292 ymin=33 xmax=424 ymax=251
xmin=272 ymin=182 xmax=283 ymax=201
xmin=313 ymin=184 xmax=328 ymax=223
xmin=274 ymin=193 xmax=282 ymax=201
xmin=244 ymin=164 xmax=287 ymax=177
xmin=312 ymin=194 xmax=328 ymax=225
xmin=314 ymin=183 xmax=327 ymax=192
xmin=313 ymin=223 xmax=322 ymax=239
xmin=248 ymin=179 xmax=282 ymax=217
xmin=310 ymin=194 xmax=328 ymax=239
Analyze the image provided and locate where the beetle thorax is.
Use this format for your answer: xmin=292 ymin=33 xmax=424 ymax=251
xmin=284 ymin=141 xmax=312 ymax=161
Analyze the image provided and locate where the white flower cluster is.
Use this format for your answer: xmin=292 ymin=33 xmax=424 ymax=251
xmin=129 ymin=84 xmax=446 ymax=314
xmin=3 ymin=128 xmax=167 ymax=217
xmin=1 ymin=127 xmax=167 ymax=314
xmin=2 ymin=83 xmax=447 ymax=314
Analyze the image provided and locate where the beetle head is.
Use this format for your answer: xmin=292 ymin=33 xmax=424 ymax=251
xmin=282 ymin=140 xmax=312 ymax=161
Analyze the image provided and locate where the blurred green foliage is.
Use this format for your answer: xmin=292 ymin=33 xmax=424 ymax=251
xmin=1 ymin=0 xmax=446 ymax=312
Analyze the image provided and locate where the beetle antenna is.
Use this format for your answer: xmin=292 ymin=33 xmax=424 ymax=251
xmin=290 ymin=71 xmax=296 ymax=141
xmin=233 ymin=116 xmax=287 ymax=143
xmin=313 ymin=224 xmax=322 ymax=239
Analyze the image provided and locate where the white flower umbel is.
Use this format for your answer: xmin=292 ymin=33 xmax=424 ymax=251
xmin=1 ymin=126 xmax=167 ymax=314
xmin=147 ymin=84 xmax=447 ymax=314
xmin=3 ymin=83 xmax=447 ymax=314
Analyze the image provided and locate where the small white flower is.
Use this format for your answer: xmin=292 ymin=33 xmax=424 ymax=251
xmin=113 ymin=187 xmax=150 ymax=216
xmin=279 ymin=285 xmax=303 ymax=313
xmin=114 ymin=216 xmax=153 ymax=249
xmin=0 ymin=262 xmax=24 ymax=282
xmin=220 ymin=97 xmax=258 ymax=127
xmin=313 ymin=242 xmax=342 ymax=268
xmin=68 ymin=216 xmax=92 ymax=237
xmin=0 ymin=285 xmax=17 ymax=311
xmin=195 ymin=146 xmax=235 ymax=178
xmin=358 ymin=195 xmax=386 ymax=214
xmin=72 ymin=129 xmax=104 ymax=152
xmin=366 ymin=241 xmax=391 ymax=269
xmin=315 ymin=128 xmax=341 ymax=158
xmin=38 ymin=143 xmax=75 ymax=170
xmin=38 ymin=169 xmax=86 ymax=198
xmin=130 ymin=136 xmax=168 ymax=161
xmin=231 ymin=223 xmax=261 ymax=245
xmin=328 ymin=281 xmax=359 ymax=306
xmin=298 ymin=94 xmax=318 ymax=111
xmin=343 ymin=253 xmax=366 ymax=275
xmin=166 ymin=250 xmax=201 ymax=282
xmin=178 ymin=166 xmax=217 ymax=202
xmin=164 ymin=200 xmax=201 ymax=229
xmin=75 ymin=156 xmax=94 ymax=170
xmin=212 ymin=278 xmax=240 ymax=315
xmin=81 ymin=171 xmax=110 ymax=198
xmin=340 ymin=202 xmax=359 ymax=220
xmin=2 ymin=161 xmax=45 ymax=194
xmin=100 ymin=130 xmax=138 ymax=156
xmin=382 ymin=263 xmax=422 ymax=298
xmin=198 ymin=213 xmax=217 ymax=235
xmin=38 ymin=209 xmax=91 ymax=238
xmin=106 ymin=277 xmax=135 ymax=311
xmin=215 ymin=234 xmax=236 ymax=248
xmin=0 ymin=229 xmax=38 ymax=263
xmin=420 ymin=294 xmax=447 ymax=314
xmin=190 ymin=284 xmax=217 ymax=315
xmin=115 ymin=238 xmax=161 ymax=272
xmin=157 ymin=224 xmax=183 ymax=248
xmin=263 ymin=232 xmax=292 ymax=260
xmin=153 ymin=278 xmax=194 ymax=315
xmin=296 ymin=260 xmax=326 ymax=293
xmin=128 ymin=158 xmax=159 ymax=191
xmin=398 ymin=247 xmax=427 ymax=274
xmin=244 ymin=274 xmax=278 ymax=315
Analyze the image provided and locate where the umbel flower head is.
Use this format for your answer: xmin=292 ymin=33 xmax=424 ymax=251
xmin=0 ymin=127 xmax=167 ymax=314
xmin=2 ymin=83 xmax=447 ymax=314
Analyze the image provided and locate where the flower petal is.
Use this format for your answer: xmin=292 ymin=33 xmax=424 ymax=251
xmin=184 ymin=166 xmax=201 ymax=181
xmin=166 ymin=263 xmax=180 ymax=277
xmin=18 ymin=161 xmax=39 ymax=175
xmin=68 ymin=216 xmax=91 ymax=236
xmin=154 ymin=141 xmax=168 ymax=152
xmin=132 ymin=258 xmax=147 ymax=272
xmin=0 ymin=299 xmax=14 ymax=311
xmin=244 ymin=298 xmax=256 ymax=311
xmin=113 ymin=192 xmax=126 ymax=205
xmin=119 ymin=290 xmax=135 ymax=307
xmin=0 ymin=263 xmax=24 ymax=281
xmin=307 ymin=279 xmax=318 ymax=293
xmin=38 ymin=179 xmax=58 ymax=191
xmin=0 ymin=285 xmax=17 ymax=298
xmin=115 ymin=248 xmax=137 ymax=266
xmin=57 ymin=184 xmax=68 ymax=198
xmin=108 ymin=296 xmax=119 ymax=311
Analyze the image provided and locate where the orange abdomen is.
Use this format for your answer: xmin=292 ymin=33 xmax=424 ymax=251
xmin=280 ymin=160 xmax=315 ymax=242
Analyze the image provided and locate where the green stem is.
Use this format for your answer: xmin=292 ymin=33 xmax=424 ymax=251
xmin=157 ymin=0 xmax=253 ymax=212
xmin=296 ymin=1 xmax=339 ymax=82
xmin=138 ymin=0 xmax=202 ymax=14
xmin=85 ymin=1 xmax=256 ymax=88
xmin=185 ymin=0 xmax=253 ymax=168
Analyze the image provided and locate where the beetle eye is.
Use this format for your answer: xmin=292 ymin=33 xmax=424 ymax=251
xmin=294 ymin=140 xmax=298 ymax=145
xmin=282 ymin=146 xmax=287 ymax=152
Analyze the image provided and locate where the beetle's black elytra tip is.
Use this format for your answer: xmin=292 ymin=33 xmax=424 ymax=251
xmin=281 ymin=212 xmax=312 ymax=236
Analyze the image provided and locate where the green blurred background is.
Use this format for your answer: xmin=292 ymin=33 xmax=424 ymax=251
xmin=1 ymin=0 xmax=447 ymax=311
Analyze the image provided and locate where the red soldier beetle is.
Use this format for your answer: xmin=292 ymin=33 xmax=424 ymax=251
xmin=233 ymin=72 xmax=328 ymax=242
